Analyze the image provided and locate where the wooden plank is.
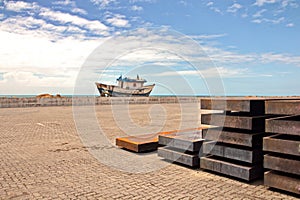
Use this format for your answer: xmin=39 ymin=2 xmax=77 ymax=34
xmin=157 ymin=147 xmax=199 ymax=167
xmin=202 ymin=128 xmax=264 ymax=147
xmin=265 ymin=100 xmax=300 ymax=115
xmin=201 ymin=113 xmax=266 ymax=131
xmin=264 ymin=154 xmax=300 ymax=175
xmin=201 ymin=98 xmax=265 ymax=115
xmin=263 ymin=134 xmax=300 ymax=156
xmin=264 ymin=171 xmax=300 ymax=195
xmin=266 ymin=116 xmax=300 ymax=136
xmin=200 ymin=156 xmax=263 ymax=181
xmin=203 ymin=142 xmax=263 ymax=163
xmin=158 ymin=131 xmax=204 ymax=152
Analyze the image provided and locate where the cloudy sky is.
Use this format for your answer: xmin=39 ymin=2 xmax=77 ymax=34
xmin=0 ymin=0 xmax=299 ymax=96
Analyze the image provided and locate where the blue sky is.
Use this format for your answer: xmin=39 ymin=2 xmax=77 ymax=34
xmin=0 ymin=0 xmax=299 ymax=96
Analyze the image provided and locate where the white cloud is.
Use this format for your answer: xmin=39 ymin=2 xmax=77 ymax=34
xmin=39 ymin=8 xmax=109 ymax=35
xmin=253 ymin=9 xmax=267 ymax=18
xmin=52 ymin=0 xmax=75 ymax=6
xmin=52 ymin=1 xmax=87 ymax=15
xmin=0 ymin=30 xmax=102 ymax=69
xmin=252 ymin=17 xmax=285 ymax=24
xmin=267 ymin=16 xmax=285 ymax=24
xmin=286 ymin=23 xmax=294 ymax=27
xmin=252 ymin=19 xmax=262 ymax=24
xmin=179 ymin=0 xmax=187 ymax=6
xmin=105 ymin=14 xmax=130 ymax=27
xmin=210 ymin=7 xmax=222 ymax=14
xmin=189 ymin=33 xmax=227 ymax=40
xmin=205 ymin=1 xmax=223 ymax=14
xmin=261 ymin=53 xmax=300 ymax=66
xmin=131 ymin=5 xmax=143 ymax=11
xmin=204 ymin=46 xmax=257 ymax=64
xmin=0 ymin=29 xmax=106 ymax=94
xmin=152 ymin=67 xmax=249 ymax=78
xmin=254 ymin=0 xmax=277 ymax=7
xmin=241 ymin=13 xmax=248 ymax=18
xmin=206 ymin=2 xmax=213 ymax=6
xmin=4 ymin=0 xmax=39 ymax=12
xmin=90 ymin=0 xmax=116 ymax=8
xmin=129 ymin=0 xmax=156 ymax=3
xmin=281 ymin=0 xmax=298 ymax=8
xmin=71 ymin=7 xmax=88 ymax=15
xmin=227 ymin=3 xmax=242 ymax=13
xmin=0 ymin=15 xmax=91 ymax=40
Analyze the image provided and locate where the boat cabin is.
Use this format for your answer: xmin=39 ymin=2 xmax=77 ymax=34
xmin=117 ymin=75 xmax=147 ymax=89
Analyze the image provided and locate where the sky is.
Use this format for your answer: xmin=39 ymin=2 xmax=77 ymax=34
xmin=0 ymin=0 xmax=300 ymax=96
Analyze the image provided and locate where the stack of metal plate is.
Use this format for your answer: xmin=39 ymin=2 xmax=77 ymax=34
xmin=200 ymin=98 xmax=271 ymax=181
xmin=264 ymin=100 xmax=300 ymax=195
xmin=158 ymin=131 xmax=204 ymax=167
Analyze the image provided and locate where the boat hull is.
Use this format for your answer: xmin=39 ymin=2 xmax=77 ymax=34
xmin=95 ymin=83 xmax=155 ymax=97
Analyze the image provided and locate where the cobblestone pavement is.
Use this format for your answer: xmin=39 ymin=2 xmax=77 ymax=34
xmin=0 ymin=105 xmax=298 ymax=199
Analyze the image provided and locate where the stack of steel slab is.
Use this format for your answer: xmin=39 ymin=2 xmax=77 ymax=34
xmin=158 ymin=131 xmax=204 ymax=167
xmin=200 ymin=97 xmax=270 ymax=181
xmin=264 ymin=100 xmax=300 ymax=195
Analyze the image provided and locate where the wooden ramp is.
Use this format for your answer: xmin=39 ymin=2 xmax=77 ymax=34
xmin=116 ymin=127 xmax=208 ymax=153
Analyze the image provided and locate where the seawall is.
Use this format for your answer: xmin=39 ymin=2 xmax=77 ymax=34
xmin=0 ymin=96 xmax=201 ymax=108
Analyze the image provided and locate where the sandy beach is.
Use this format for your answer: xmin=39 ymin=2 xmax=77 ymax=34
xmin=0 ymin=104 xmax=298 ymax=199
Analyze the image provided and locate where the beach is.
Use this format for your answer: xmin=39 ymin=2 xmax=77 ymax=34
xmin=0 ymin=104 xmax=298 ymax=199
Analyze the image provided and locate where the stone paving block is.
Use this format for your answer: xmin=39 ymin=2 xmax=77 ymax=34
xmin=0 ymin=104 xmax=299 ymax=199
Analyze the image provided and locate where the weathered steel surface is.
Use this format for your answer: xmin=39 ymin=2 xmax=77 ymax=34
xmin=201 ymin=114 xmax=266 ymax=131
xmin=200 ymin=156 xmax=263 ymax=181
xmin=263 ymin=134 xmax=300 ymax=156
xmin=264 ymin=154 xmax=300 ymax=175
xmin=264 ymin=171 xmax=300 ymax=195
xmin=158 ymin=131 xmax=204 ymax=152
xmin=201 ymin=98 xmax=265 ymax=115
xmin=202 ymin=128 xmax=264 ymax=147
xmin=116 ymin=134 xmax=159 ymax=152
xmin=116 ymin=127 xmax=207 ymax=152
xmin=266 ymin=116 xmax=300 ymax=136
xmin=158 ymin=147 xmax=199 ymax=167
xmin=203 ymin=142 xmax=263 ymax=163
xmin=265 ymin=100 xmax=300 ymax=115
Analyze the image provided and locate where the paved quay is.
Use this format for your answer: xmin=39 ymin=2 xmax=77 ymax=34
xmin=0 ymin=104 xmax=298 ymax=199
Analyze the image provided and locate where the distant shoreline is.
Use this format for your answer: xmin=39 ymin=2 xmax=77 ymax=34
xmin=0 ymin=95 xmax=300 ymax=109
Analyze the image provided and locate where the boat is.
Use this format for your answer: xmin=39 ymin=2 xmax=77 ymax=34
xmin=95 ymin=75 xmax=155 ymax=97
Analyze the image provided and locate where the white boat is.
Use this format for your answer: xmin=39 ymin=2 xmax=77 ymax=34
xmin=95 ymin=75 xmax=155 ymax=97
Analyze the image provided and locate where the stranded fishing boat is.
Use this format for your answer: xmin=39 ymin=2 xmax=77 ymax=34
xmin=95 ymin=75 xmax=155 ymax=97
